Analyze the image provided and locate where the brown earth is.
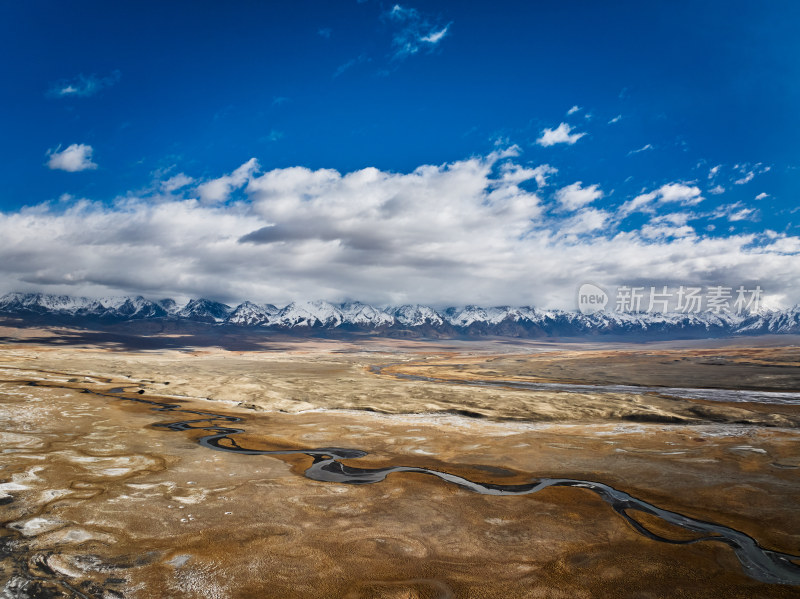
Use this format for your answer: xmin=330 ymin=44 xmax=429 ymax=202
xmin=0 ymin=331 xmax=799 ymax=598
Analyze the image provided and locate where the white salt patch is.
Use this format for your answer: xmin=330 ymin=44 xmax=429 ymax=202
xmin=731 ymin=446 xmax=768 ymax=454
xmin=60 ymin=528 xmax=97 ymax=542
xmin=168 ymin=554 xmax=192 ymax=567
xmin=412 ymin=448 xmax=434 ymax=455
xmin=99 ymin=468 xmax=132 ymax=476
xmin=171 ymin=491 xmax=206 ymax=504
xmin=0 ymin=482 xmax=29 ymax=498
xmin=8 ymin=517 xmax=64 ymax=536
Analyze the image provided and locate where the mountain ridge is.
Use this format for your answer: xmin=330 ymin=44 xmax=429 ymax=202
xmin=1 ymin=292 xmax=798 ymax=339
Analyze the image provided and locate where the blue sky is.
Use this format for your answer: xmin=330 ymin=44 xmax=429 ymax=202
xmin=0 ymin=1 xmax=799 ymax=308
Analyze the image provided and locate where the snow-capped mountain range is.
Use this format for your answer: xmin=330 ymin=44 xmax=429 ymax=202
xmin=1 ymin=292 xmax=799 ymax=338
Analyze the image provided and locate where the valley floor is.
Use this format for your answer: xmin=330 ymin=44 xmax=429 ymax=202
xmin=0 ymin=327 xmax=798 ymax=597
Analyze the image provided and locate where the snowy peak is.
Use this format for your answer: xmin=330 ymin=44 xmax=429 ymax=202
xmin=0 ymin=292 xmax=94 ymax=314
xmin=274 ymin=301 xmax=344 ymax=328
xmin=0 ymin=292 xmax=798 ymax=338
xmin=156 ymin=298 xmax=180 ymax=315
xmin=390 ymin=304 xmax=445 ymax=327
xmin=736 ymin=305 xmax=800 ymax=334
xmin=114 ymin=296 xmax=168 ymax=319
xmin=339 ymin=302 xmax=394 ymax=327
xmin=444 ymin=305 xmax=523 ymax=327
xmin=177 ymin=299 xmax=233 ymax=322
xmin=226 ymin=301 xmax=279 ymax=326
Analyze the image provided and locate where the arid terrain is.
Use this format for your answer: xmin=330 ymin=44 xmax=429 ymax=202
xmin=1 ymin=325 xmax=799 ymax=598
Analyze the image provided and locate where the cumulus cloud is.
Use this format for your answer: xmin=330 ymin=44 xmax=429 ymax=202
xmin=47 ymin=71 xmax=121 ymax=98
xmin=499 ymin=161 xmax=557 ymax=187
xmin=387 ymin=4 xmax=451 ymax=60
xmin=560 ymin=208 xmax=610 ymax=235
xmin=555 ymin=182 xmax=603 ymax=210
xmin=708 ymin=185 xmax=725 ymax=195
xmin=639 ymin=223 xmax=695 ymax=239
xmin=195 ymin=158 xmax=259 ymax=204
xmin=755 ymin=192 xmax=769 ymax=200
xmin=652 ymin=212 xmax=692 ymax=226
xmin=536 ymin=123 xmax=586 ymax=147
xmin=2 ymin=151 xmax=799 ymax=308
xmin=567 ymin=105 xmax=581 ymax=115
xmin=240 ymin=149 xmax=541 ymax=254
xmin=620 ymin=183 xmax=703 ymax=216
xmin=46 ymin=144 xmax=98 ymax=172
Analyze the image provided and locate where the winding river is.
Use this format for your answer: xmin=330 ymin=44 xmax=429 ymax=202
xmin=88 ymin=384 xmax=800 ymax=586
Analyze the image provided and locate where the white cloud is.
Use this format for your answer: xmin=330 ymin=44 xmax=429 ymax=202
xmin=619 ymin=193 xmax=655 ymax=215
xmin=195 ymin=158 xmax=260 ymax=204
xmin=47 ymin=71 xmax=120 ymax=98
xmin=161 ymin=173 xmax=194 ymax=193
xmin=567 ymin=105 xmax=581 ymax=115
xmin=640 ymin=223 xmax=695 ymax=239
xmin=709 ymin=201 xmax=758 ymax=223
xmin=729 ymin=207 xmax=756 ymax=222
xmin=620 ymin=183 xmax=703 ymax=216
xmin=708 ymin=165 xmax=721 ymax=179
xmin=46 ymin=144 xmax=98 ymax=172
xmin=499 ymin=161 xmax=557 ymax=187
xmin=389 ymin=4 xmax=417 ymax=19
xmin=708 ymin=185 xmax=725 ymax=195
xmin=658 ymin=183 xmax=703 ymax=204
xmin=387 ymin=4 xmax=451 ymax=59
xmin=755 ymin=192 xmax=769 ymax=200
xmin=561 ymin=208 xmax=610 ymax=234
xmin=651 ymin=212 xmax=692 ymax=226
xmin=608 ymin=114 xmax=622 ymax=125
xmin=420 ymin=25 xmax=449 ymax=44
xmin=734 ymin=163 xmax=771 ymax=185
xmin=536 ymin=123 xmax=586 ymax=147
xmin=2 ymin=151 xmax=800 ymax=309
xmin=555 ymin=182 xmax=603 ymax=210
xmin=628 ymin=143 xmax=653 ymax=155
